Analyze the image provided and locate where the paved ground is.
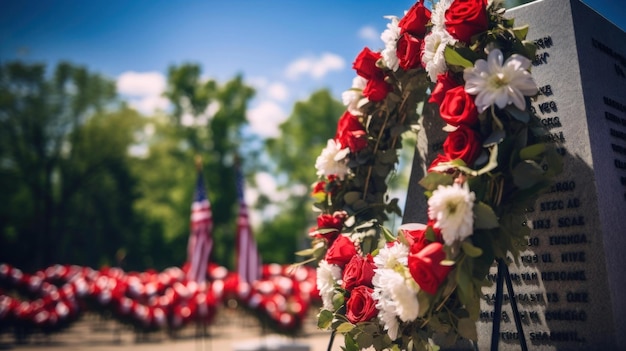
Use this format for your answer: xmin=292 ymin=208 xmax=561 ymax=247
xmin=0 ymin=308 xmax=345 ymax=351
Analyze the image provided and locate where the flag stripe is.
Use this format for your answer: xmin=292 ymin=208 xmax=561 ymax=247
xmin=235 ymin=165 xmax=261 ymax=284
xmin=186 ymin=170 xmax=213 ymax=284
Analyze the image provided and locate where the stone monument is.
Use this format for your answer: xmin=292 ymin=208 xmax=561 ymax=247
xmin=403 ymin=0 xmax=626 ymax=349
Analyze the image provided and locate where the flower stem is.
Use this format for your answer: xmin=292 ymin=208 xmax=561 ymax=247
xmin=362 ymin=109 xmax=393 ymax=200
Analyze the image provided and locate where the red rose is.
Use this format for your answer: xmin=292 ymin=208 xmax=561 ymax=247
xmin=345 ymin=285 xmax=378 ymax=323
xmin=398 ymin=0 xmax=431 ymax=38
xmin=428 ymin=153 xmax=451 ymax=172
xmin=353 ymin=47 xmax=384 ymax=81
xmin=363 ymin=78 xmax=392 ymax=102
xmin=429 ymin=72 xmax=461 ymax=105
xmin=353 ymin=47 xmax=392 ymax=101
xmin=342 ymin=254 xmax=376 ymax=290
xmin=408 ymin=242 xmax=452 ymax=295
xmin=444 ymin=124 xmax=482 ymax=166
xmin=439 ymin=86 xmax=479 ymax=127
xmin=325 ymin=235 xmax=357 ymax=268
xmin=317 ymin=211 xmax=346 ymax=231
xmin=399 ymin=222 xmax=443 ymax=253
xmin=397 ymin=33 xmax=424 ymax=71
xmin=312 ymin=181 xmax=326 ymax=196
xmin=445 ymin=0 xmax=489 ymax=44
xmin=335 ymin=111 xmax=368 ymax=152
xmin=312 ymin=211 xmax=348 ymax=246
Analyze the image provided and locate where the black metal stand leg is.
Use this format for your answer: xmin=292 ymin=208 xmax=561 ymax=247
xmin=490 ymin=259 xmax=505 ymax=351
xmin=327 ymin=330 xmax=336 ymax=351
xmin=502 ymin=262 xmax=528 ymax=351
xmin=490 ymin=258 xmax=528 ymax=351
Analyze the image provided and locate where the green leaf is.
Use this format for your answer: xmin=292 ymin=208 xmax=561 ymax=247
xmin=344 ymin=333 xmax=359 ymax=351
xmin=444 ymin=46 xmax=473 ymax=68
xmin=513 ymin=25 xmax=529 ymax=41
xmin=317 ymin=309 xmax=333 ymax=329
xmin=512 ymin=160 xmax=544 ymax=189
xmin=520 ymin=42 xmax=536 ymax=61
xmin=441 ymin=259 xmax=456 ymax=266
xmin=344 ymin=191 xmax=361 ymax=205
xmin=475 ymin=144 xmax=499 ymax=176
xmin=482 ymin=129 xmax=506 ymax=147
xmin=336 ymin=322 xmax=355 ymax=333
xmin=378 ymin=149 xmax=398 ymax=164
xmin=356 ymin=332 xmax=374 ymax=348
xmin=461 ymin=241 xmax=483 ymax=258
xmin=473 ymin=202 xmax=499 ymax=229
xmin=382 ymin=225 xmax=396 ymax=242
xmin=332 ymin=292 xmax=345 ymax=310
xmin=295 ymin=248 xmax=316 ymax=256
xmin=417 ymin=290 xmax=433 ymax=316
xmin=425 ymin=226 xmax=437 ymax=242
xmin=419 ymin=172 xmax=454 ymax=191
xmin=457 ymin=318 xmax=478 ymax=341
xmin=506 ymin=105 xmax=530 ymax=123
xmin=519 ymin=143 xmax=545 ymax=160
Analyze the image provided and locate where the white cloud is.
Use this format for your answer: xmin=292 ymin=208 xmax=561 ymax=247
xmin=267 ymin=82 xmax=289 ymax=101
xmin=359 ymin=26 xmax=379 ymax=42
xmin=117 ymin=71 xmax=169 ymax=115
xmin=285 ymin=53 xmax=345 ymax=80
xmin=117 ymin=71 xmax=166 ymax=96
xmin=247 ymin=100 xmax=287 ymax=138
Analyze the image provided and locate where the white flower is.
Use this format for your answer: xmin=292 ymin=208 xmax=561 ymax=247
xmin=464 ymin=48 xmax=538 ymax=112
xmin=430 ymin=0 xmax=454 ymax=31
xmin=380 ymin=15 xmax=401 ymax=71
xmin=373 ymin=242 xmax=409 ymax=269
xmin=423 ymin=28 xmax=457 ymax=82
xmin=372 ymin=243 xmax=421 ymax=339
xmin=372 ymin=269 xmax=402 ymax=339
xmin=428 ymin=182 xmax=475 ymax=245
xmin=316 ymin=260 xmax=342 ymax=311
xmin=341 ymin=76 xmax=367 ymax=116
xmin=315 ymin=139 xmax=351 ymax=180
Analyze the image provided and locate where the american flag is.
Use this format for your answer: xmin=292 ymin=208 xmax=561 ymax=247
xmin=186 ymin=169 xmax=213 ymax=284
xmin=235 ymin=163 xmax=261 ymax=284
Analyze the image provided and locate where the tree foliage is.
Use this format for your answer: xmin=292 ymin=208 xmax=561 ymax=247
xmin=0 ymin=61 xmax=148 ymax=270
xmin=138 ymin=63 xmax=256 ymax=270
xmin=258 ymin=90 xmax=345 ymax=263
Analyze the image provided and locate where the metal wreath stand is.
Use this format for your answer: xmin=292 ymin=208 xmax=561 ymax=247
xmin=325 ymin=257 xmax=529 ymax=351
xmin=490 ymin=257 xmax=528 ymax=351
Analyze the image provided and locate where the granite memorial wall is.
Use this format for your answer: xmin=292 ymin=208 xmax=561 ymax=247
xmin=403 ymin=0 xmax=626 ymax=349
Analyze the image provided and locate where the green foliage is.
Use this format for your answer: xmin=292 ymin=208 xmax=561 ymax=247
xmin=0 ymin=60 xmax=262 ymax=272
xmin=0 ymin=61 xmax=154 ymax=270
xmin=135 ymin=64 xmax=256 ymax=270
xmin=259 ymin=90 xmax=345 ymax=262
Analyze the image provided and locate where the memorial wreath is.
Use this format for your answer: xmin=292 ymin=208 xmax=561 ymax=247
xmin=296 ymin=0 xmax=562 ymax=350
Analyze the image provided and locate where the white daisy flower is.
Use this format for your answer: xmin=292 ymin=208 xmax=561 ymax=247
xmin=428 ymin=182 xmax=476 ymax=246
xmin=316 ymin=260 xmax=342 ymax=311
xmin=315 ymin=139 xmax=351 ymax=180
xmin=422 ymin=28 xmax=457 ymax=82
xmin=341 ymin=76 xmax=367 ymax=116
xmin=464 ymin=48 xmax=538 ymax=112
xmin=372 ymin=269 xmax=402 ymax=339
xmin=430 ymin=0 xmax=454 ymax=30
xmin=372 ymin=243 xmax=422 ymax=339
xmin=380 ymin=15 xmax=401 ymax=72
xmin=373 ymin=242 xmax=409 ymax=269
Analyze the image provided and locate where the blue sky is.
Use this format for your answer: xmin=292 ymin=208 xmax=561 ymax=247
xmin=1 ymin=0 xmax=624 ymax=138
xmin=1 ymin=0 xmax=624 ymax=222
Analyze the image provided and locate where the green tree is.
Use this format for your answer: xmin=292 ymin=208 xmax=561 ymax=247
xmin=135 ymin=63 xmax=256 ymax=270
xmin=259 ymin=90 xmax=345 ymax=263
xmin=0 ymin=61 xmax=149 ymax=270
